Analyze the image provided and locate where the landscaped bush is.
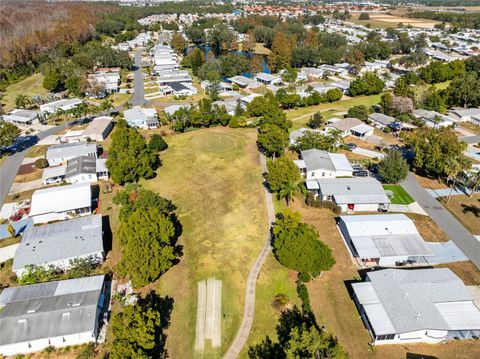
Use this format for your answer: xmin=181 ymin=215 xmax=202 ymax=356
xmin=306 ymin=193 xmax=342 ymax=214
xmin=296 ymin=280 xmax=312 ymax=313
xmin=298 ymin=272 xmax=311 ymax=283
xmin=34 ymin=158 xmax=49 ymax=169
xmin=148 ymin=134 xmax=168 ymax=152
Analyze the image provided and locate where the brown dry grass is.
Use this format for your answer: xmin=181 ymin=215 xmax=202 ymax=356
xmin=405 ymin=213 xmax=450 ymax=242
xmin=413 ymin=173 xmax=447 ymax=190
xmin=442 ymin=194 xmax=480 ymax=235
xmin=460 ymin=122 xmax=480 ymax=135
xmin=373 ymin=129 xmax=403 ymax=146
xmin=6 ymin=188 xmax=36 ymax=202
xmin=290 ymin=199 xmax=480 ymax=359
xmin=0 ymin=259 xmax=16 ymax=287
xmin=344 ymin=136 xmax=377 ymax=150
xmin=14 ymin=168 xmax=42 ymax=183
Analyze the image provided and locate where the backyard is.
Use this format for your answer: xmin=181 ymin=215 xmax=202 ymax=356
xmin=383 ymin=184 xmax=414 ymax=205
xmin=135 ymin=127 xmax=296 ymax=358
xmin=1 ymin=73 xmax=48 ymax=112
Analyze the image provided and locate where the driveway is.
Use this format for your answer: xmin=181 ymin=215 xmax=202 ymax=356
xmin=9 ymin=179 xmax=44 ymax=195
xmin=401 ymin=172 xmax=480 ymax=269
xmin=352 ymin=147 xmax=385 ymax=159
xmin=131 ymin=50 xmax=145 ymax=106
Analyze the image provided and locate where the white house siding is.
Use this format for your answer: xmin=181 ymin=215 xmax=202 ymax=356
xmin=306 ymin=169 xmax=336 ymax=180
xmin=337 ymin=203 xmax=381 ymax=213
xmin=14 ymin=252 xmax=104 ymax=277
xmin=66 ymin=173 xmax=98 ymax=184
xmin=0 ymin=331 xmax=96 ymax=356
xmin=48 ymin=152 xmax=97 ymax=167
xmin=373 ymin=329 xmax=448 ymax=345
xmin=31 ymin=207 xmax=91 ymax=224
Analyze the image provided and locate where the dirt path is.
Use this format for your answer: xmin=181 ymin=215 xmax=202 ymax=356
xmin=223 ymin=153 xmax=274 ymax=359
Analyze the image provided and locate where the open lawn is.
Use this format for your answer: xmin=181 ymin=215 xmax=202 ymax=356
xmin=405 ymin=213 xmax=450 ymax=243
xmin=1 ymin=73 xmax=48 ymax=112
xmin=443 ymin=194 xmax=480 ymax=235
xmin=136 ymin=127 xmax=296 ymax=358
xmin=383 ymin=184 xmax=414 ymax=205
xmin=287 ymin=95 xmax=381 ymax=130
xmin=290 ymin=200 xmax=480 ymax=359
xmin=25 ymin=145 xmax=48 ymax=158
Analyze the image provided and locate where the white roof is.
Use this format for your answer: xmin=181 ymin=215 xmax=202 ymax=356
xmin=351 ymin=123 xmax=374 ymax=134
xmin=317 ymin=177 xmax=390 ymax=204
xmin=42 ymin=165 xmax=67 ymax=182
xmin=435 ymin=302 xmax=480 ymax=330
xmin=29 ymin=183 xmax=91 ymax=216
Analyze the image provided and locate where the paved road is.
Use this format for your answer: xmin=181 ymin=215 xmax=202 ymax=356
xmin=224 ymin=154 xmax=275 ymax=359
xmin=0 ymin=124 xmax=68 ymax=206
xmin=402 ymin=172 xmax=480 ymax=269
xmin=131 ymin=50 xmax=145 ymax=106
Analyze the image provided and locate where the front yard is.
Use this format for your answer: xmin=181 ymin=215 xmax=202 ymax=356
xmin=442 ymin=194 xmax=480 ymax=235
xmin=383 ymin=184 xmax=414 ymax=205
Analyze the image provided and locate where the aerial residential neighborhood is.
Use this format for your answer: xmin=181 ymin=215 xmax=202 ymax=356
xmin=1 ymin=1 xmax=480 ymax=358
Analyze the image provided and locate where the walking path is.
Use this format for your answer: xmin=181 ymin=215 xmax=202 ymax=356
xmin=224 ymin=153 xmax=275 ymax=359
xmin=401 ymin=172 xmax=480 ymax=269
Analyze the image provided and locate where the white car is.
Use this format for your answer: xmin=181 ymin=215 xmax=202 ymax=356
xmin=45 ymin=177 xmax=63 ymax=185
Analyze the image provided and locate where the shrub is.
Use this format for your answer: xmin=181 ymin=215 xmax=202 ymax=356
xmin=148 ymin=134 xmax=168 ymax=152
xmin=333 ymin=205 xmax=342 ymax=215
xmin=34 ymin=158 xmax=49 ymax=169
xmin=296 ymin=280 xmax=312 ymax=313
xmin=383 ymin=126 xmax=392 ymax=133
xmin=298 ymin=272 xmax=311 ymax=283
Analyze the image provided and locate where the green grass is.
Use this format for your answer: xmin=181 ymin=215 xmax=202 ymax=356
xmin=383 ymin=184 xmax=414 ymax=205
xmin=287 ymin=94 xmax=381 ymax=130
xmin=141 ymin=127 xmax=296 ymax=359
xmin=1 ymin=73 xmax=48 ymax=112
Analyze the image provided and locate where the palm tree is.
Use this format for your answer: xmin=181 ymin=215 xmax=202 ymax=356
xmin=278 ymin=180 xmax=305 ymax=207
xmin=468 ymin=170 xmax=480 ymax=197
xmin=100 ymin=99 xmax=113 ymax=114
xmin=15 ymin=94 xmax=30 ymax=109
xmin=445 ymin=159 xmax=462 ymax=204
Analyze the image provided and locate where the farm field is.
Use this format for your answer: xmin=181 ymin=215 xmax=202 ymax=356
xmin=1 ymin=74 xmax=48 ymax=112
xmin=138 ymin=127 xmax=296 ymax=358
xmin=348 ymin=13 xmax=440 ymax=29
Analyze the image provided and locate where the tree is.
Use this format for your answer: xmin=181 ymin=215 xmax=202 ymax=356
xmin=110 ymin=293 xmax=172 ymax=358
xmin=171 ymin=32 xmax=186 ymax=55
xmin=295 ymin=131 xmax=340 ymax=153
xmin=391 ymin=96 xmax=414 ymax=116
xmin=257 ymin=125 xmax=289 ymax=159
xmin=281 ymin=67 xmax=298 ymax=83
xmin=468 ymin=170 xmax=480 ymax=197
xmin=268 ymin=32 xmax=293 ymax=72
xmin=347 ymin=105 xmax=369 ymax=121
xmin=278 ymin=181 xmax=303 ymax=207
xmin=243 ymin=30 xmax=256 ymax=52
xmin=15 ymin=94 xmax=30 ymax=109
xmin=106 ymin=125 xmax=158 ymax=184
xmin=118 ymin=208 xmax=178 ymax=288
xmin=220 ymin=53 xmax=250 ymax=78
xmin=359 ymin=12 xmax=370 ymax=20
xmin=65 ymin=75 xmax=82 ymax=96
xmin=307 ymin=112 xmax=323 ymax=129
xmin=272 ymin=210 xmax=335 ymax=277
xmin=0 ymin=122 xmax=21 ymax=147
xmin=349 ymin=72 xmax=384 ymax=96
xmin=42 ymin=64 xmax=63 ymax=91
xmin=266 ymin=157 xmax=302 ymax=192
xmin=149 ymin=134 xmax=168 ymax=152
xmin=325 ymin=88 xmax=343 ymax=102
xmin=406 ymin=127 xmax=471 ymax=179
xmin=447 ymin=72 xmax=480 ymax=108
xmin=250 ymin=55 xmax=264 ymax=75
xmin=100 ymin=98 xmax=113 ymax=113
xmin=378 ymin=151 xmax=409 ymax=184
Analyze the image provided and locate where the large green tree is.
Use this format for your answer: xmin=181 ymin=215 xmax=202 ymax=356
xmin=106 ymin=123 xmax=158 ymax=184
xmin=272 ymin=210 xmax=335 ymax=277
xmin=257 ymin=125 xmax=289 ymax=159
xmin=349 ymin=72 xmax=385 ymax=96
xmin=447 ymin=71 xmax=480 ymax=108
xmin=118 ymin=208 xmax=178 ymax=288
xmin=378 ymin=150 xmax=409 ymax=184
xmin=407 ymin=127 xmax=471 ymax=179
xmin=110 ymin=293 xmax=172 ymax=358
xmin=266 ymin=157 xmax=302 ymax=192
xmin=0 ymin=122 xmax=21 ymax=147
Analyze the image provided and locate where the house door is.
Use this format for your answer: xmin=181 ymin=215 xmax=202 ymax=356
xmin=348 ymin=203 xmax=355 ymax=211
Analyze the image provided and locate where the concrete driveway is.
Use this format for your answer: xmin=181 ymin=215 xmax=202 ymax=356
xmin=352 ymin=147 xmax=385 ymax=159
xmin=9 ymin=179 xmax=44 ymax=195
xmin=401 ymin=172 xmax=480 ymax=269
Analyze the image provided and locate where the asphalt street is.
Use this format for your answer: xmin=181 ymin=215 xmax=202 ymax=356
xmin=402 ymin=172 xmax=480 ymax=270
xmin=131 ymin=50 xmax=145 ymax=106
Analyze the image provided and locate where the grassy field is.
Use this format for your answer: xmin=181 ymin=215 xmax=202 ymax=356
xmin=1 ymin=74 xmax=48 ymax=112
xmin=290 ymin=199 xmax=480 ymax=359
xmin=347 ymin=13 xmax=440 ymax=29
xmin=134 ymin=127 xmax=296 ymax=358
xmin=383 ymin=184 xmax=414 ymax=205
xmin=287 ymin=94 xmax=381 ymax=129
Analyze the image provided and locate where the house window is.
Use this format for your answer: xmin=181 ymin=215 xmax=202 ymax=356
xmin=311 ymin=172 xmax=315 ymax=177
xmin=322 ymin=172 xmax=325 ymax=177
xmin=376 ymin=334 xmax=395 ymax=340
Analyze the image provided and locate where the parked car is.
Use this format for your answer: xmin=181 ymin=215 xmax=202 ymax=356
xmin=345 ymin=143 xmax=357 ymax=150
xmin=45 ymin=177 xmax=62 ymax=185
xmin=353 ymin=169 xmax=369 ymax=177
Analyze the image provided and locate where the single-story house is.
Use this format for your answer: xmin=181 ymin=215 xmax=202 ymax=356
xmin=163 ymin=104 xmax=191 ymax=117
xmin=40 ymin=98 xmax=82 ymax=114
xmin=330 ymin=80 xmax=351 ymax=94
xmin=227 ymin=75 xmax=259 ymax=89
xmin=352 ymin=268 xmax=480 ymax=345
xmin=311 ymin=85 xmax=336 ymax=94
xmin=157 ymin=71 xmax=192 ymax=85
xmin=0 ymin=275 xmax=106 ymax=356
xmin=42 ymin=165 xmax=67 ymax=185
xmin=307 ymin=177 xmax=390 ymax=212
xmin=82 ymin=116 xmax=113 ymax=142
xmin=201 ymin=81 xmax=233 ymax=92
xmin=65 ymin=156 xmax=108 ymax=184
xmin=214 ymin=100 xmax=238 ymax=116
xmin=369 ymin=113 xmax=396 ymax=130
xmin=59 ymin=130 xmax=84 ymax=143
xmin=123 ymin=108 xmax=159 ymax=129
xmin=254 ymin=72 xmax=282 ymax=86
xmin=338 ymin=214 xmax=433 ymax=267
xmin=3 ymin=109 xmax=40 ymax=126
xmin=29 ymin=182 xmax=92 ymax=224
xmin=448 ymin=108 xmax=480 ymax=124
xmin=412 ymin=109 xmax=454 ymax=128
xmin=326 ymin=118 xmax=374 ymax=138
xmin=240 ymin=93 xmax=262 ymax=107
xmin=46 ymin=142 xmax=97 ymax=166
xmin=295 ymin=149 xmax=353 ymax=180
xmin=289 ymin=128 xmax=322 ymax=145
xmin=12 ymin=214 xmax=104 ymax=276
xmin=169 ymin=82 xmax=198 ymax=97
xmin=86 ymin=69 xmax=120 ymax=98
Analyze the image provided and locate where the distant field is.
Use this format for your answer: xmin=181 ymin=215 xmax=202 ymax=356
xmin=1 ymin=74 xmax=48 ymax=112
xmin=349 ymin=13 xmax=440 ymax=29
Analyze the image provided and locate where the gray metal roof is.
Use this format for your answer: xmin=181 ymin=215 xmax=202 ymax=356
xmin=12 ymin=214 xmax=103 ymax=272
xmin=353 ymin=269 xmax=480 ymax=335
xmin=0 ymin=275 xmax=104 ymax=345
xmin=46 ymin=142 xmax=97 ymax=160
xmin=66 ymin=156 xmax=97 ymax=178
xmin=317 ymin=177 xmax=390 ymax=204
xmin=300 ymin=149 xmax=351 ymax=173
xmin=369 ymin=112 xmax=396 ymax=125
